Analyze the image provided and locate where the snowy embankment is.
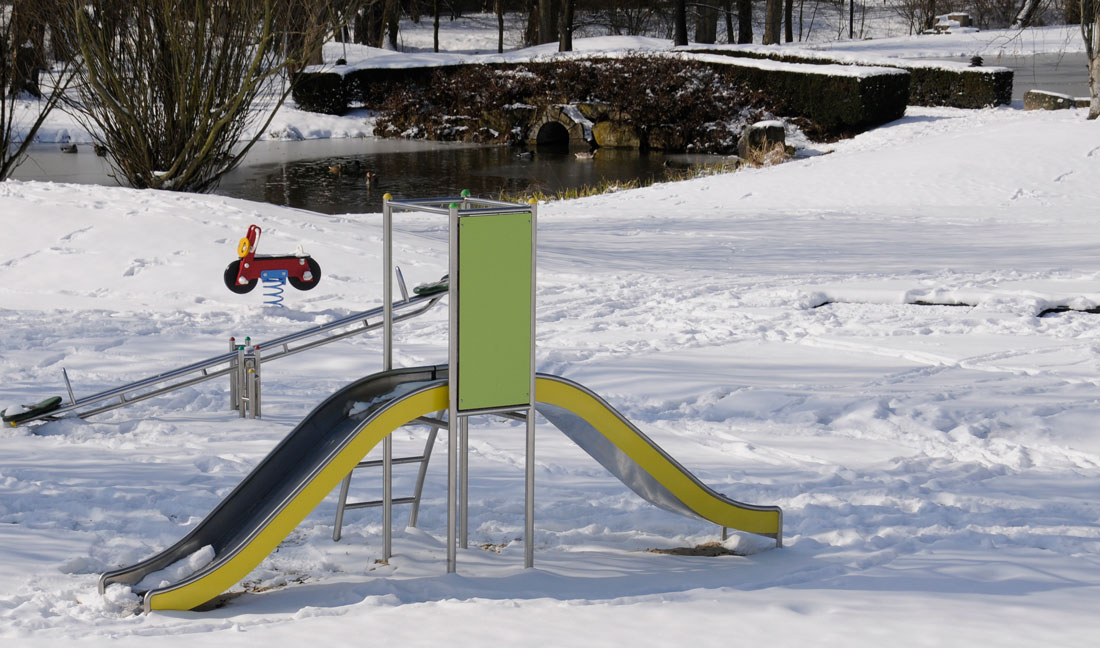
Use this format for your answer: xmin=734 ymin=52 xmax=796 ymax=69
xmin=2 ymin=97 xmax=1099 ymax=647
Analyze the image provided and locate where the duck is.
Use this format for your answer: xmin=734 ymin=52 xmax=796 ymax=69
xmin=60 ymin=143 xmax=77 ymax=154
xmin=93 ymin=144 xmax=108 ymax=157
xmin=515 ymin=150 xmax=534 ymax=159
xmin=328 ymin=163 xmax=342 ymax=176
xmin=365 ymin=171 xmax=377 ymax=185
xmin=574 ymin=150 xmax=595 ymax=160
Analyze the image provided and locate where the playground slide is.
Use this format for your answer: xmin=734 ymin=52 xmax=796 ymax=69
xmin=101 ymin=367 xmax=781 ymax=613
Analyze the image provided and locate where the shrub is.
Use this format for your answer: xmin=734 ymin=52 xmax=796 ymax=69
xmin=292 ymin=71 xmax=349 ymax=115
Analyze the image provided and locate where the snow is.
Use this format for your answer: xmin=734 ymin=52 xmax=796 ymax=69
xmin=134 ymin=545 xmax=215 ymax=592
xmin=2 ymin=17 xmax=1100 ymax=648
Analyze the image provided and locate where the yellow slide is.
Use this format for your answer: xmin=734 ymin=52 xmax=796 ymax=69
xmin=101 ymin=367 xmax=781 ymax=612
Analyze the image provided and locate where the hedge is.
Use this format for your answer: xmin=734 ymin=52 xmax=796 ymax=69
xmin=292 ymin=53 xmax=910 ymax=150
xmin=686 ymin=47 xmax=1012 ymax=108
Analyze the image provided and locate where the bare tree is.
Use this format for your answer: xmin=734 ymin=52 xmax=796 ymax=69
xmin=764 ymin=0 xmax=783 ymax=43
xmin=738 ymin=0 xmax=753 ymax=42
xmin=673 ymin=0 xmax=688 ymax=44
xmin=1011 ymin=0 xmax=1045 ymax=27
xmin=695 ymin=2 xmax=719 ymax=44
xmin=539 ymin=0 xmax=559 ymax=44
xmin=1084 ymin=0 xmax=1100 ymax=118
xmin=1 ymin=0 xmax=74 ymax=180
xmin=63 ymin=0 xmax=326 ymax=192
xmin=559 ymin=0 xmax=574 ymax=50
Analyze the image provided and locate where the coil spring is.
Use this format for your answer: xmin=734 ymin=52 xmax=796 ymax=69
xmin=261 ymin=269 xmax=288 ymax=307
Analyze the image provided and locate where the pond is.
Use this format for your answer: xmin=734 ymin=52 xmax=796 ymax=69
xmin=11 ymin=137 xmax=720 ymax=215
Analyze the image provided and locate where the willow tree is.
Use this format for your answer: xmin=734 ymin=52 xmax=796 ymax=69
xmin=1 ymin=0 xmax=74 ymax=180
xmin=65 ymin=0 xmax=326 ymax=192
xmin=1085 ymin=0 xmax=1100 ymax=119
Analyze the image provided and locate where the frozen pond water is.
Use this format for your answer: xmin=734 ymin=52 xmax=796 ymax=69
xmin=11 ymin=137 xmax=718 ymax=215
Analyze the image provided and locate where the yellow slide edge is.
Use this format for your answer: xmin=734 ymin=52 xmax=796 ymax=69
xmin=535 ymin=377 xmax=782 ymax=538
xmin=147 ymin=385 xmax=448 ymax=611
xmin=149 ymin=375 xmax=778 ymax=611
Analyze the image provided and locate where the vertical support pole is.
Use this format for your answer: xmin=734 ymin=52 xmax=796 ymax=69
xmin=252 ymin=345 xmax=262 ymax=419
xmin=382 ymin=195 xmax=394 ymax=561
xmin=525 ymin=200 xmax=537 ymax=569
xmin=333 ymin=474 xmax=352 ymax=542
xmin=228 ymin=337 xmax=238 ymax=411
xmin=236 ymin=345 xmax=247 ymax=419
xmin=446 ymin=201 xmax=460 ymax=574
xmin=525 ymin=408 xmax=535 ymax=568
xmin=408 ymin=414 xmax=442 ymax=528
xmin=61 ymin=367 xmax=77 ymax=406
xmin=245 ymin=359 xmax=257 ymax=420
xmin=383 ymin=196 xmax=393 ymax=373
xmin=459 ymin=415 xmax=469 ymax=549
xmin=383 ymin=432 xmax=393 ymax=561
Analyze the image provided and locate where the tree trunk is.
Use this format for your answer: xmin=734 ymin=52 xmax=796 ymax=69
xmin=1090 ymin=52 xmax=1099 ymax=119
xmin=525 ymin=0 xmax=539 ymax=45
xmin=673 ymin=0 xmax=688 ymax=45
xmin=696 ymin=2 xmax=719 ymax=44
xmin=1012 ymin=0 xmax=1042 ymax=28
xmin=1067 ymin=0 xmax=1081 ymax=24
xmin=11 ymin=0 xmax=43 ymax=98
xmin=737 ymin=0 xmax=753 ymax=43
xmin=434 ymin=0 xmax=440 ymax=52
xmin=385 ymin=0 xmax=399 ymax=49
xmin=497 ymin=0 xmax=505 ymax=53
xmin=559 ymin=0 xmax=574 ymax=51
xmin=785 ymin=0 xmax=794 ymax=42
xmin=539 ymin=0 xmax=559 ymax=44
xmin=1084 ymin=0 xmax=1099 ymax=118
xmin=764 ymin=0 xmax=783 ymax=44
xmin=724 ymin=0 xmax=736 ymax=42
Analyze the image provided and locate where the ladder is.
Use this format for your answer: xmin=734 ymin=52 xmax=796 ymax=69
xmin=332 ymin=411 xmax=447 ymax=542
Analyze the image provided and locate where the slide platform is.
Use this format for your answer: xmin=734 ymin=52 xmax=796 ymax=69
xmin=100 ymin=366 xmax=782 ymax=612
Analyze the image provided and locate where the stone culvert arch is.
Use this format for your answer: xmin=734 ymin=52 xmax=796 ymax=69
xmin=526 ymin=104 xmax=594 ymax=148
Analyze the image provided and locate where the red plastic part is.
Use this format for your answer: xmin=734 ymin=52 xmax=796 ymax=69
xmin=233 ymin=225 xmax=317 ymax=286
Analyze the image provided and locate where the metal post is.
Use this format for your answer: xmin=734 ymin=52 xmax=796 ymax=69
xmin=252 ymin=345 xmax=262 ymax=418
xmin=447 ymin=414 xmax=458 ymax=573
xmin=459 ymin=416 xmax=469 ymax=549
xmin=61 ymin=368 xmax=77 ymax=406
xmin=382 ymin=194 xmax=395 ymax=561
xmin=408 ymin=414 xmax=443 ymax=528
xmin=383 ymin=432 xmax=393 ymax=560
xmin=383 ymin=196 xmax=393 ymax=372
xmin=446 ymin=201 xmax=460 ymax=574
xmin=333 ymin=474 xmax=352 ymax=541
xmin=525 ymin=201 xmax=538 ymax=569
xmin=228 ymin=337 xmax=238 ymax=411
xmin=525 ymin=407 xmax=535 ymax=568
xmin=245 ymin=360 xmax=257 ymax=419
xmin=236 ymin=345 xmax=247 ymax=419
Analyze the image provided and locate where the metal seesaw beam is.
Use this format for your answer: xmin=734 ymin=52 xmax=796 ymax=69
xmin=19 ymin=291 xmax=446 ymax=425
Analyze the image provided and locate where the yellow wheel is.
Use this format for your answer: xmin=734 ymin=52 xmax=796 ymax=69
xmin=237 ymin=237 xmax=251 ymax=258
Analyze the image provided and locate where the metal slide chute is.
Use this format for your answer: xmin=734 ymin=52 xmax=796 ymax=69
xmin=533 ymin=374 xmax=783 ymax=542
xmin=101 ymin=368 xmax=780 ymax=612
xmin=99 ymin=366 xmax=450 ymax=613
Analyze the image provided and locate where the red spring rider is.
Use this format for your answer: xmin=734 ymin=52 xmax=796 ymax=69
xmin=224 ymin=225 xmax=322 ymax=294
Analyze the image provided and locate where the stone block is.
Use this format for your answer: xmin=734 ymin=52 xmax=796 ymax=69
xmin=737 ymin=121 xmax=786 ymax=159
xmin=1023 ymin=89 xmax=1075 ymax=111
xmin=592 ymin=121 xmax=641 ymax=149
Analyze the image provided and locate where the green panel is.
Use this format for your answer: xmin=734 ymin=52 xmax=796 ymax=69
xmin=458 ymin=213 xmax=533 ymax=411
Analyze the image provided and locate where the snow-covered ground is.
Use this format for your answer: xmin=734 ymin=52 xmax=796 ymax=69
xmin=3 ymin=18 xmax=1100 ymax=648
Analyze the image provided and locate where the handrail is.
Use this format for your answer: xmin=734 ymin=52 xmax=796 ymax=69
xmin=22 ymin=291 xmax=446 ymax=424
